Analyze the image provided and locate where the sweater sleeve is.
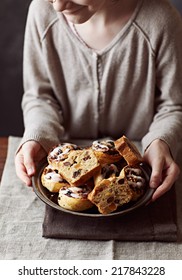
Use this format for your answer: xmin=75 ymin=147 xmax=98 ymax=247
xmin=142 ymin=9 xmax=182 ymax=158
xmin=20 ymin=1 xmax=64 ymax=152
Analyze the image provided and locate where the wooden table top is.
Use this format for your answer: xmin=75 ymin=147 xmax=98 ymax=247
xmin=0 ymin=137 xmax=8 ymax=181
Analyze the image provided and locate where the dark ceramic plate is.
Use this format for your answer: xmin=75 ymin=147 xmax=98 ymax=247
xmin=32 ymin=161 xmax=154 ymax=217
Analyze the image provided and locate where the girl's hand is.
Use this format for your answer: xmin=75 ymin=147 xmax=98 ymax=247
xmin=15 ymin=140 xmax=47 ymax=186
xmin=143 ymin=139 xmax=180 ymax=201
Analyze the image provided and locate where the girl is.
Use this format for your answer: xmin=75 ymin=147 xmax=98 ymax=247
xmin=15 ymin=0 xmax=182 ymax=201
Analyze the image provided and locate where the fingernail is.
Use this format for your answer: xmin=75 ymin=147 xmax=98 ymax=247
xmin=27 ymin=167 xmax=34 ymax=176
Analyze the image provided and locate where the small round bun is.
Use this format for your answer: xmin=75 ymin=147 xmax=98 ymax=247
xmin=58 ymin=184 xmax=94 ymax=212
xmin=91 ymin=139 xmax=122 ymax=164
xmin=47 ymin=143 xmax=79 ymax=169
xmin=41 ymin=165 xmax=69 ymax=192
xmin=123 ymin=165 xmax=147 ymax=201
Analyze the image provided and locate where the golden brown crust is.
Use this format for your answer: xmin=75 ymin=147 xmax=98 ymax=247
xmin=114 ymin=135 xmax=143 ymax=166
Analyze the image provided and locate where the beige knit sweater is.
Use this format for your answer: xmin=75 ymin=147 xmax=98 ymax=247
xmin=21 ymin=0 xmax=182 ymax=157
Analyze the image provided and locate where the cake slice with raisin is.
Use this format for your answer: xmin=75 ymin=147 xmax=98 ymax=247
xmin=88 ymin=175 xmax=133 ymax=215
xmin=56 ymin=148 xmax=101 ymax=187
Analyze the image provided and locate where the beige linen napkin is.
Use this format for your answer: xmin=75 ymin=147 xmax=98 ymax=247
xmin=43 ymin=188 xmax=177 ymax=241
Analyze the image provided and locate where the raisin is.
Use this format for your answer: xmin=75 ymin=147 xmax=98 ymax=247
xmin=118 ymin=178 xmax=124 ymax=184
xmin=83 ymin=155 xmax=91 ymax=161
xmin=57 ymin=149 xmax=63 ymax=155
xmin=72 ymin=169 xmax=82 ymax=178
xmin=64 ymin=162 xmax=71 ymax=166
xmin=66 ymin=190 xmax=72 ymax=197
xmin=107 ymin=196 xmax=114 ymax=203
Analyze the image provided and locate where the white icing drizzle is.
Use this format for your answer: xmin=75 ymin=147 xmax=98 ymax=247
xmin=45 ymin=171 xmax=64 ymax=183
xmin=92 ymin=140 xmax=115 ymax=152
xmin=125 ymin=167 xmax=146 ymax=188
xmin=43 ymin=165 xmax=64 ymax=183
xmin=49 ymin=143 xmax=78 ymax=161
xmin=60 ymin=186 xmax=90 ymax=199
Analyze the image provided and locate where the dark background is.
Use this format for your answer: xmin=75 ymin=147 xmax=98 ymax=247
xmin=0 ymin=0 xmax=32 ymax=137
xmin=0 ymin=0 xmax=182 ymax=137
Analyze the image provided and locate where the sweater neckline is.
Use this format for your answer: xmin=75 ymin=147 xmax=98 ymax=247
xmin=59 ymin=0 xmax=143 ymax=55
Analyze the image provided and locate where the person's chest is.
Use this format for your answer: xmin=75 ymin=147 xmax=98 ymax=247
xmin=72 ymin=9 xmax=134 ymax=51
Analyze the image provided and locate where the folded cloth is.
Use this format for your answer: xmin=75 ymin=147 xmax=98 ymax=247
xmin=43 ymin=188 xmax=177 ymax=241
